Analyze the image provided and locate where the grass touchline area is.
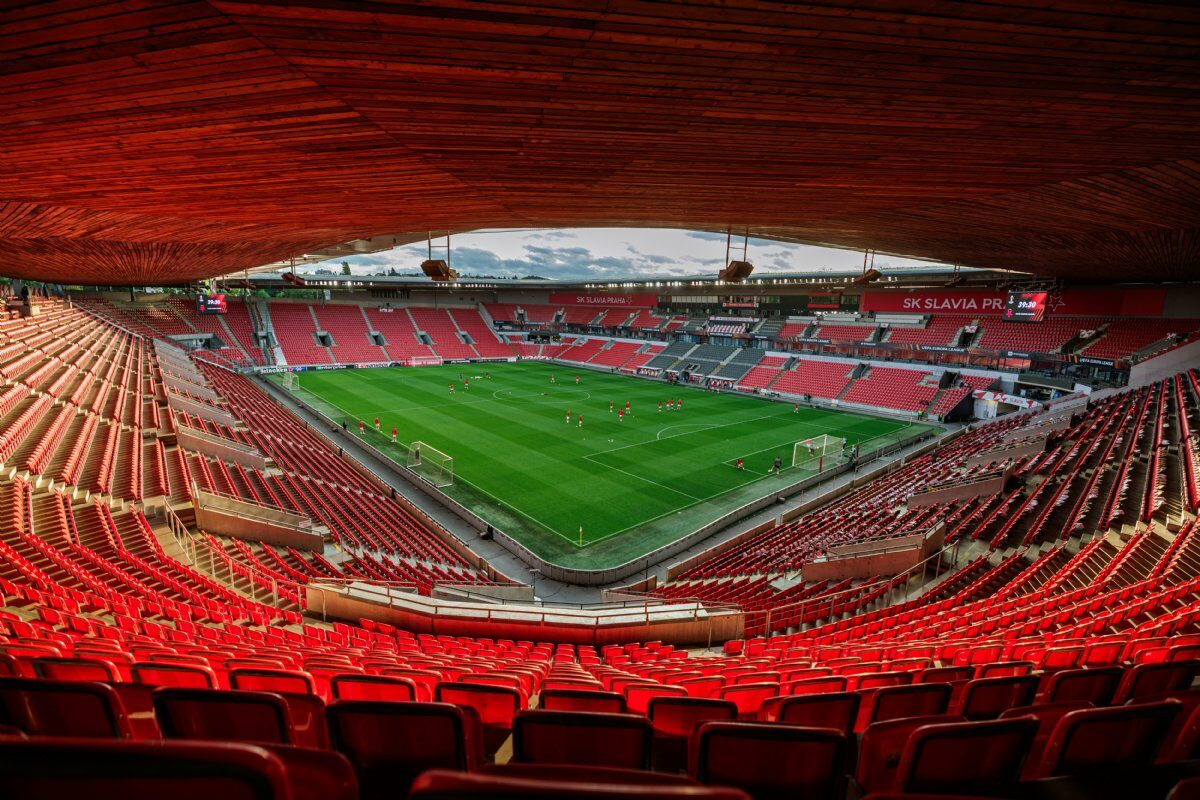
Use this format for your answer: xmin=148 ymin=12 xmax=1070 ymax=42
xmin=282 ymin=361 xmax=935 ymax=570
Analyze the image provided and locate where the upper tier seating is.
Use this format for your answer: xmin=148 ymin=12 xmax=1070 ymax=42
xmin=815 ymin=323 xmax=878 ymax=341
xmin=1082 ymin=318 xmax=1200 ymax=361
xmin=628 ymin=310 xmax=670 ymax=330
xmin=886 ymin=315 xmax=975 ymax=347
xmin=976 ymin=316 xmax=1104 ymax=353
xmin=561 ymin=306 xmax=602 ymax=325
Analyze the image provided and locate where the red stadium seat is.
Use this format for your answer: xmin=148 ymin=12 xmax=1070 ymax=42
xmin=1113 ymin=662 xmax=1200 ymax=704
xmin=512 ymin=710 xmax=652 ymax=769
xmin=951 ymin=675 xmax=1038 ymax=720
xmin=110 ymin=683 xmax=163 ymax=740
xmin=32 ymin=655 xmax=125 ymax=683
xmin=256 ymin=745 xmax=357 ymax=800
xmin=229 ymin=669 xmax=316 ymax=696
xmin=329 ymin=673 xmax=417 ymax=702
xmin=1036 ymin=700 xmax=1182 ymax=778
xmin=857 ymin=683 xmax=952 ymax=731
xmin=718 ymin=683 xmax=779 ymax=719
xmin=647 ymin=696 xmax=739 ymax=774
xmin=627 ymin=683 xmax=688 ymax=715
xmin=857 ymin=715 xmax=967 ymax=794
xmin=153 ymin=688 xmax=293 ymax=745
xmin=540 ymin=688 xmax=627 ymax=714
xmin=894 ymin=717 xmax=1038 ymax=794
xmin=693 ymin=721 xmax=847 ymax=800
xmin=327 ymin=700 xmax=474 ymax=800
xmin=0 ymin=738 xmax=292 ymax=800
xmin=131 ymin=662 xmax=218 ymax=689
xmin=999 ymin=701 xmax=1094 ymax=779
xmin=1037 ymin=666 xmax=1123 ymax=705
xmin=410 ymin=768 xmax=751 ymax=799
xmin=0 ymin=678 xmax=132 ymax=738
xmin=435 ymin=682 xmax=522 ymax=756
xmin=759 ymin=692 xmax=860 ymax=736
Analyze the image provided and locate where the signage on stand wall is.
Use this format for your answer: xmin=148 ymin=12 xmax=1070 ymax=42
xmin=547 ymin=293 xmax=657 ymax=307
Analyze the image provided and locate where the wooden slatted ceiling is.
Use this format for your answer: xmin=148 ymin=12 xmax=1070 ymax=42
xmin=0 ymin=0 xmax=1198 ymax=285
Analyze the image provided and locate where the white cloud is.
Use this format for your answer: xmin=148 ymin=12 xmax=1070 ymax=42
xmin=315 ymin=228 xmax=948 ymax=280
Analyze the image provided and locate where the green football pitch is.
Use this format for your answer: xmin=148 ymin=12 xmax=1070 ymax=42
xmin=281 ymin=362 xmax=935 ymax=570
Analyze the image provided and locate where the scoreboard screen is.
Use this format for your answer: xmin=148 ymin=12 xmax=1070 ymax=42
xmin=1003 ymin=290 xmax=1048 ymax=323
xmin=197 ymin=292 xmax=227 ymax=315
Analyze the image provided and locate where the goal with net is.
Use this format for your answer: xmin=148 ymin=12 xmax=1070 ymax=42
xmin=792 ymin=433 xmax=847 ymax=472
xmin=407 ymin=441 xmax=455 ymax=487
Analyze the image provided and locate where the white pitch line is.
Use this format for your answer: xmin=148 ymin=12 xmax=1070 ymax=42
xmin=580 ymin=453 xmax=703 ymax=501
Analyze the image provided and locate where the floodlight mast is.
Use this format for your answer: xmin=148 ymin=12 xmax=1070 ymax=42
xmin=421 ymin=232 xmax=457 ymax=281
xmin=720 ymin=227 xmax=754 ymax=283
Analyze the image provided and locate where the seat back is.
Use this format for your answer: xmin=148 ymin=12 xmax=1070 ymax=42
xmin=693 ymin=721 xmax=846 ymax=800
xmin=896 ymin=717 xmax=1038 ymax=794
xmin=860 ymin=683 xmax=952 ymax=731
xmin=782 ymin=675 xmax=846 ymax=696
xmin=110 ymin=683 xmax=163 ymax=740
xmin=540 ymin=688 xmax=626 ymax=714
xmin=276 ymin=691 xmax=329 ymax=749
xmin=153 ymin=688 xmax=292 ymax=745
xmin=999 ymin=701 xmax=1093 ymax=779
xmin=131 ymin=662 xmax=218 ymax=689
xmin=435 ymin=682 xmax=521 ymax=746
xmin=857 ymin=714 xmax=967 ymax=794
xmin=647 ymin=697 xmax=739 ymax=774
xmin=329 ymin=674 xmax=416 ymax=702
xmin=229 ymin=669 xmax=316 ymax=696
xmin=679 ymin=676 xmax=726 ymax=698
xmin=761 ymin=692 xmax=860 ymax=736
xmin=32 ymin=656 xmax=123 ymax=683
xmin=1114 ymin=661 xmax=1200 ymax=704
xmin=512 ymin=710 xmax=652 ymax=769
xmin=258 ymin=744 xmax=358 ymax=800
xmin=0 ymin=738 xmax=290 ymax=800
xmin=915 ymin=666 xmax=973 ymax=685
xmin=327 ymin=700 xmax=470 ymax=800
xmin=0 ymin=677 xmax=131 ymax=738
xmin=626 ymin=684 xmax=688 ymax=715
xmin=410 ymin=769 xmax=751 ymax=799
xmin=1040 ymin=666 xmax=1123 ymax=705
xmin=1038 ymin=700 xmax=1182 ymax=778
xmin=954 ymin=675 xmax=1038 ymax=720
xmin=718 ymin=683 xmax=779 ymax=719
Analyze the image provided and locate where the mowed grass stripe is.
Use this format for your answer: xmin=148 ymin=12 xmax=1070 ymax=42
xmin=295 ymin=362 xmax=926 ymax=561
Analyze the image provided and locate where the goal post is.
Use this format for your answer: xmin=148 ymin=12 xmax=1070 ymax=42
xmin=407 ymin=440 xmax=455 ymax=487
xmin=792 ymin=433 xmax=848 ymax=472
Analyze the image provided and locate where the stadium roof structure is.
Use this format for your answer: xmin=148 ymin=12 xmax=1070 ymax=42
xmin=3 ymin=1 xmax=1200 ymax=286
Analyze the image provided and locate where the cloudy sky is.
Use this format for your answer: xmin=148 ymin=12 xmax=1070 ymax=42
xmin=315 ymin=228 xmax=949 ymax=280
